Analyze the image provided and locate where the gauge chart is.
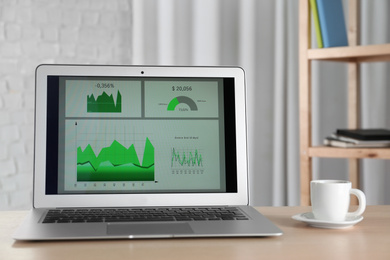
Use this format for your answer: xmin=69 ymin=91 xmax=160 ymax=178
xmin=144 ymin=80 xmax=219 ymax=118
xmin=167 ymin=96 xmax=198 ymax=111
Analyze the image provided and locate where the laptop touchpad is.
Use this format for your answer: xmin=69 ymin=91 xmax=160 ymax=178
xmin=107 ymin=223 xmax=194 ymax=236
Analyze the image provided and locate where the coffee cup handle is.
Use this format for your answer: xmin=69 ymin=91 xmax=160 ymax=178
xmin=346 ymin=188 xmax=366 ymax=218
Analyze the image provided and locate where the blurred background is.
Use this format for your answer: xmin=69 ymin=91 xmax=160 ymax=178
xmin=0 ymin=0 xmax=389 ymax=210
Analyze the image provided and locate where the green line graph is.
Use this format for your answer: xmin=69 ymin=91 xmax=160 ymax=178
xmin=171 ymin=148 xmax=203 ymax=168
xmin=77 ymin=138 xmax=154 ymax=181
xmin=87 ymin=90 xmax=122 ymax=113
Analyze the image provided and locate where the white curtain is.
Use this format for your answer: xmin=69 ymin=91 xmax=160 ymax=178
xmin=358 ymin=0 xmax=390 ymax=204
xmin=131 ymin=0 xmax=389 ymax=206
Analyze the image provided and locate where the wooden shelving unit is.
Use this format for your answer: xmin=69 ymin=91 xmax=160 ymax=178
xmin=308 ymin=44 xmax=390 ymax=62
xmin=299 ymin=0 xmax=390 ymax=205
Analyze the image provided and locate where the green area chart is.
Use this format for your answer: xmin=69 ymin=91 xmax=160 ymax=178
xmin=87 ymin=90 xmax=122 ymax=113
xmin=77 ymin=138 xmax=154 ymax=182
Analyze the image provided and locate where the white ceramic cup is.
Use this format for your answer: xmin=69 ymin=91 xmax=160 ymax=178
xmin=310 ymin=180 xmax=366 ymax=222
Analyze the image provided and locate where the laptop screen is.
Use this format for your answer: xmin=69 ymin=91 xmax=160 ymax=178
xmin=44 ymin=75 xmax=238 ymax=195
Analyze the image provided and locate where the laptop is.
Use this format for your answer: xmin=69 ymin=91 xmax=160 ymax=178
xmin=13 ymin=64 xmax=282 ymax=240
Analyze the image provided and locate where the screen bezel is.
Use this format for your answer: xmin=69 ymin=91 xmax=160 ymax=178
xmin=33 ymin=65 xmax=248 ymax=208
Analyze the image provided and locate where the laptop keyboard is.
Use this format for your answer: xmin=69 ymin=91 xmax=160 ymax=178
xmin=42 ymin=207 xmax=249 ymax=224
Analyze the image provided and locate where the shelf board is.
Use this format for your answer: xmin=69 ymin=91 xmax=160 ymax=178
xmin=308 ymin=44 xmax=390 ymax=63
xmin=308 ymin=146 xmax=390 ymax=159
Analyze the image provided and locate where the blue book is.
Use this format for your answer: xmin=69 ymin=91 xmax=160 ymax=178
xmin=316 ymin=0 xmax=348 ymax=48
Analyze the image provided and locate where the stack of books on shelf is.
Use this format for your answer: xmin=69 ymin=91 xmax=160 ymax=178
xmin=324 ymin=129 xmax=390 ymax=148
xmin=310 ymin=0 xmax=348 ymax=48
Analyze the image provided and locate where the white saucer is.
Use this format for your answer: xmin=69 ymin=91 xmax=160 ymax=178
xmin=292 ymin=212 xmax=363 ymax=229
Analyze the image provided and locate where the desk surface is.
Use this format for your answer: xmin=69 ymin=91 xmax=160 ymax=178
xmin=1 ymin=206 xmax=389 ymax=260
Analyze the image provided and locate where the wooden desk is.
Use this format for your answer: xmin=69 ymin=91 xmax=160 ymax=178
xmin=1 ymin=206 xmax=389 ymax=260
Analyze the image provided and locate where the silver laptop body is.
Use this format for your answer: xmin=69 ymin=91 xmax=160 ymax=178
xmin=13 ymin=65 xmax=282 ymax=240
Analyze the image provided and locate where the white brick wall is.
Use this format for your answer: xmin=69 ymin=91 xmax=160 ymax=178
xmin=0 ymin=0 xmax=133 ymax=210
